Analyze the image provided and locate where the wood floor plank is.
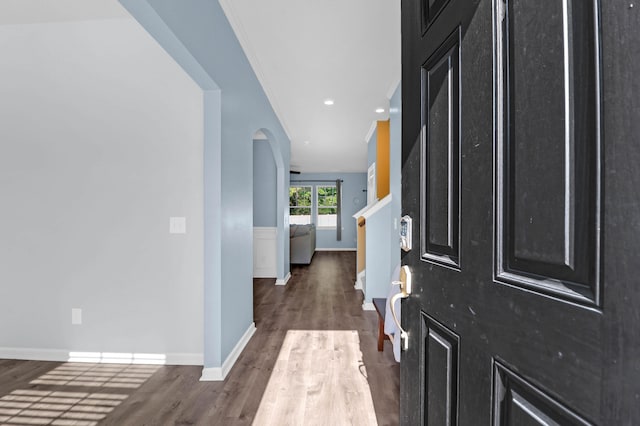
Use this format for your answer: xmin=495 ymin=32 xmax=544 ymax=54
xmin=0 ymin=252 xmax=399 ymax=425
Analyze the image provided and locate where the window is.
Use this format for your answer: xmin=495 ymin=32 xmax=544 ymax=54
xmin=317 ymin=185 xmax=338 ymax=228
xmin=289 ymin=186 xmax=312 ymax=225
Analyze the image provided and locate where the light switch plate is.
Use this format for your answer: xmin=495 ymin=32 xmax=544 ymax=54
xmin=72 ymin=308 xmax=82 ymax=325
xmin=169 ymin=217 xmax=187 ymax=234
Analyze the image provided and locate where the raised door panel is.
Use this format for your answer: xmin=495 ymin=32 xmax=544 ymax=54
xmin=421 ymin=29 xmax=461 ymax=269
xmin=422 ymin=314 xmax=459 ymax=425
xmin=422 ymin=0 xmax=451 ymax=31
xmin=495 ymin=0 xmax=602 ymax=306
xmin=493 ymin=361 xmax=592 ymax=425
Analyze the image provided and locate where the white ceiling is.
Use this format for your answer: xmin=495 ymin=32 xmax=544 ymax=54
xmin=220 ymin=0 xmax=401 ymax=173
xmin=0 ymin=0 xmax=128 ymax=25
xmin=0 ymin=0 xmax=401 ymax=173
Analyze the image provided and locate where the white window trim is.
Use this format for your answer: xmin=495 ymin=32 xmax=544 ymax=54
xmin=289 ymin=185 xmax=312 ymax=225
xmin=316 ymin=184 xmax=338 ymax=229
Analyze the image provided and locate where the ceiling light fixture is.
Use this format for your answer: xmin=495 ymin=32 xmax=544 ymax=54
xmin=324 ymin=99 xmax=334 ymax=106
xmin=375 ymin=108 xmax=385 ymax=113
xmin=303 ymin=140 xmax=310 ymax=145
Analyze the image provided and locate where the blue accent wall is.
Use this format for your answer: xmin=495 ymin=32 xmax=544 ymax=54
xmin=291 ymin=173 xmax=367 ymax=249
xmin=122 ymin=0 xmax=291 ymax=368
xmin=253 ymin=141 xmax=277 ymax=227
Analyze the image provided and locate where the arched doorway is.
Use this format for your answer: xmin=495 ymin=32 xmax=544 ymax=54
xmin=252 ymin=129 xmax=289 ymax=284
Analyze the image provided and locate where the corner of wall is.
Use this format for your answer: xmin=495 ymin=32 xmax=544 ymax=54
xmin=200 ymin=322 xmax=256 ymax=381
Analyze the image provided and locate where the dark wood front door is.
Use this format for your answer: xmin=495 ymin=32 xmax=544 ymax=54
xmin=400 ymin=0 xmax=640 ymax=424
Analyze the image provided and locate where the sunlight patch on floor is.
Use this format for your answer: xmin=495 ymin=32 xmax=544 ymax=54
xmin=29 ymin=363 xmax=160 ymax=389
xmin=0 ymin=389 xmax=127 ymax=425
xmin=0 ymin=363 xmax=160 ymax=425
xmin=253 ymin=330 xmax=378 ymax=426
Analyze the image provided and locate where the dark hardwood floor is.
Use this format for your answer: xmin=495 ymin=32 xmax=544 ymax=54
xmin=0 ymin=252 xmax=399 ymax=425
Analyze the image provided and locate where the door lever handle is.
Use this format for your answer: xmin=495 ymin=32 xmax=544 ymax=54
xmin=389 ymin=266 xmax=412 ymax=351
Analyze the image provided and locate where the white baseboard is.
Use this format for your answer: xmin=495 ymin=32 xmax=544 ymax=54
xmin=362 ymin=302 xmax=375 ymax=311
xmin=221 ymin=322 xmax=256 ymax=378
xmin=0 ymin=347 xmax=69 ymax=362
xmin=165 ymin=353 xmax=204 ymax=365
xmin=315 ymin=248 xmax=357 ymax=252
xmin=200 ymin=322 xmax=256 ymax=382
xmin=200 ymin=366 xmax=224 ymax=381
xmin=355 ymin=270 xmax=365 ymax=290
xmin=0 ymin=347 xmax=203 ymax=366
xmin=275 ymin=272 xmax=291 ymax=286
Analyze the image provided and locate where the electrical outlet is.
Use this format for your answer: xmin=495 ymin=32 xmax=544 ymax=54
xmin=72 ymin=308 xmax=82 ymax=325
xmin=169 ymin=217 xmax=187 ymax=234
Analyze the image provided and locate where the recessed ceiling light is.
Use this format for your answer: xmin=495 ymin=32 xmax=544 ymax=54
xmin=324 ymin=99 xmax=334 ymax=106
xmin=375 ymin=108 xmax=385 ymax=113
xmin=303 ymin=140 xmax=310 ymax=145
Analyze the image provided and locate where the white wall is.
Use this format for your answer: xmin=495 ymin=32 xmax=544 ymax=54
xmin=123 ymin=0 xmax=291 ymax=373
xmin=0 ymin=17 xmax=204 ymax=362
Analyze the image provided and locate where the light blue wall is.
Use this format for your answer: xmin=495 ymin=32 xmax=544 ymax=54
xmin=367 ymin=128 xmax=377 ymax=204
xmin=389 ymin=83 xmax=402 ymax=273
xmin=203 ymin=90 xmax=223 ymax=367
xmin=360 ymin=84 xmax=402 ymax=304
xmin=122 ymin=0 xmax=291 ymax=368
xmin=291 ymin=173 xmax=367 ymax=250
xmin=367 ymin=129 xmax=377 ymax=170
xmin=253 ymin=141 xmax=277 ymax=227
xmin=364 ymin=204 xmax=392 ymax=304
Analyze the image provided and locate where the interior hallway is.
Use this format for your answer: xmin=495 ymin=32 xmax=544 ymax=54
xmin=0 ymin=252 xmax=400 ymax=425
